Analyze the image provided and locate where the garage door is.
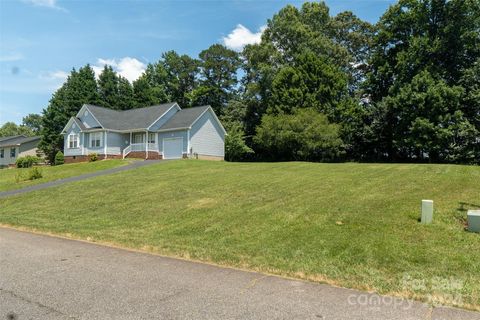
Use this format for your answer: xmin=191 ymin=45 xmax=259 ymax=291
xmin=163 ymin=137 xmax=183 ymax=159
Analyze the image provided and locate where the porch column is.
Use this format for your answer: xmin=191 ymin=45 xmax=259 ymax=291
xmin=104 ymin=131 xmax=108 ymax=159
xmin=130 ymin=132 xmax=132 ymax=145
xmin=145 ymin=130 xmax=148 ymax=160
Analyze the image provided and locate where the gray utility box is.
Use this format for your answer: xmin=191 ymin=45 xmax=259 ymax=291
xmin=467 ymin=210 xmax=480 ymax=233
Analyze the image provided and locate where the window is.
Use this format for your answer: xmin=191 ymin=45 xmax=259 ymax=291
xmin=148 ymin=133 xmax=156 ymax=144
xmin=68 ymin=133 xmax=79 ymax=149
xmin=0 ymin=149 xmax=3 ymax=158
xmin=90 ymin=132 xmax=102 ymax=148
xmin=10 ymin=148 xmax=16 ymax=158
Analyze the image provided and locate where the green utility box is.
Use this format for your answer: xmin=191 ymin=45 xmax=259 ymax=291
xmin=467 ymin=210 xmax=480 ymax=233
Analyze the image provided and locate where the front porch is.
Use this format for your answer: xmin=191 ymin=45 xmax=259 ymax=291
xmin=122 ymin=143 xmax=160 ymax=159
xmin=122 ymin=132 xmax=160 ymax=159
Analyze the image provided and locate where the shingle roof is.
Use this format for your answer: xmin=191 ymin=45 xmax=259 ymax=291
xmin=0 ymin=135 xmax=41 ymax=148
xmin=72 ymin=117 xmax=87 ymax=131
xmin=85 ymin=103 xmax=177 ymax=130
xmin=160 ymin=106 xmax=210 ymax=130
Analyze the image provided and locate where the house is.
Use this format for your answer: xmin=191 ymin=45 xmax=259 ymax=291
xmin=61 ymin=103 xmax=226 ymax=163
xmin=0 ymin=135 xmax=41 ymax=168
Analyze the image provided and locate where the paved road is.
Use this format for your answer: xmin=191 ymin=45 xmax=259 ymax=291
xmin=0 ymin=160 xmax=163 ymax=199
xmin=1 ymin=228 xmax=479 ymax=320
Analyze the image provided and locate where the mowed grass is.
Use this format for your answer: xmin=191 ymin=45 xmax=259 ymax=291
xmin=0 ymin=159 xmax=131 ymax=191
xmin=1 ymin=161 xmax=479 ymax=309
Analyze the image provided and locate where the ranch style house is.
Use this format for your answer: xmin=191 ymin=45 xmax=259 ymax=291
xmin=61 ymin=102 xmax=226 ymax=163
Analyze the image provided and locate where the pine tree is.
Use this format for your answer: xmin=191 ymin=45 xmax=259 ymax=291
xmin=39 ymin=65 xmax=100 ymax=162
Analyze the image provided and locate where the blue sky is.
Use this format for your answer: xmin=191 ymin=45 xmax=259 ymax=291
xmin=0 ymin=0 xmax=395 ymax=125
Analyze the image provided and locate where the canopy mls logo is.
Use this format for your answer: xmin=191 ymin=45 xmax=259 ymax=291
xmin=347 ymin=294 xmax=414 ymax=311
xmin=347 ymin=274 xmax=465 ymax=310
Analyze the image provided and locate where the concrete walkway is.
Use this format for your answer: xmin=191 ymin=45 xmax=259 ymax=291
xmin=1 ymin=227 xmax=478 ymax=320
xmin=0 ymin=160 xmax=162 ymax=198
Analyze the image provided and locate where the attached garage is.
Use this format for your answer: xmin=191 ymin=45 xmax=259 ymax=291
xmin=163 ymin=137 xmax=184 ymax=159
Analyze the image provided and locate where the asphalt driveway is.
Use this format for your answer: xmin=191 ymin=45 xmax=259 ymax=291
xmin=0 ymin=160 xmax=163 ymax=199
xmin=0 ymin=227 xmax=478 ymax=320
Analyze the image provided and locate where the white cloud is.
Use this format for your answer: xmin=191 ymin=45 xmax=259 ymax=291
xmin=40 ymin=70 xmax=69 ymax=81
xmin=92 ymin=57 xmax=146 ymax=83
xmin=222 ymin=24 xmax=265 ymax=51
xmin=22 ymin=0 xmax=66 ymax=11
xmin=0 ymin=53 xmax=24 ymax=62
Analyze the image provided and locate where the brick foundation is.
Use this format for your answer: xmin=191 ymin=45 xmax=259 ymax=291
xmin=64 ymin=154 xmax=123 ymax=163
xmin=125 ymin=151 xmax=162 ymax=160
xmin=191 ymin=154 xmax=224 ymax=161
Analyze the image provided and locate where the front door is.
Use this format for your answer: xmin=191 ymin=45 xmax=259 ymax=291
xmin=133 ymin=133 xmax=145 ymax=144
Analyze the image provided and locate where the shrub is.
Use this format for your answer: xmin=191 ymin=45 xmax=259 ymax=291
xmin=15 ymin=155 xmax=40 ymax=168
xmin=27 ymin=167 xmax=42 ymax=180
xmin=54 ymin=151 xmax=64 ymax=165
xmin=88 ymin=153 xmax=98 ymax=162
xmin=254 ymin=108 xmax=345 ymax=162
xmin=15 ymin=171 xmax=23 ymax=183
xmin=225 ymin=124 xmax=254 ymax=162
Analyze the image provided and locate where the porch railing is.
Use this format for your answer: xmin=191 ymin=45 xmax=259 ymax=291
xmin=122 ymin=143 xmax=159 ymax=159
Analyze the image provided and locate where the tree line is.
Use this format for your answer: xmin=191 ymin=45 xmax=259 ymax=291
xmin=3 ymin=0 xmax=479 ymax=164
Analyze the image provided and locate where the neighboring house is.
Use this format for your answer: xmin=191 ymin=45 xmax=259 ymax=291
xmin=0 ymin=135 xmax=41 ymax=168
xmin=61 ymin=103 xmax=226 ymax=163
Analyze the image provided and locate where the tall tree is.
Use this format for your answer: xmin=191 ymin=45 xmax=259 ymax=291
xmin=365 ymin=0 xmax=480 ymax=161
xmin=161 ymin=50 xmax=199 ymax=107
xmin=97 ymin=65 xmax=120 ymax=109
xmin=39 ymin=65 xmax=100 ymax=162
xmin=22 ymin=114 xmax=43 ymax=134
xmin=190 ymin=44 xmax=240 ymax=115
xmin=0 ymin=122 xmax=33 ymax=137
xmin=116 ymin=76 xmax=135 ymax=110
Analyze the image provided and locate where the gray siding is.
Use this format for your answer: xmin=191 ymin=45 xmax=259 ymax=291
xmin=189 ymin=110 xmax=225 ymax=157
xmin=158 ymin=130 xmax=188 ymax=154
xmin=19 ymin=140 xmax=40 ymax=158
xmin=0 ymin=146 xmax=19 ymax=166
xmin=106 ymin=132 xmax=128 ymax=155
xmin=79 ymin=108 xmax=101 ymax=128
xmin=149 ymin=106 xmax=179 ymax=131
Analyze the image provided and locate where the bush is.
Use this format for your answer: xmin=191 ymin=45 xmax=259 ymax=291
xmin=15 ymin=155 xmax=40 ymax=168
xmin=88 ymin=153 xmax=98 ymax=162
xmin=225 ymin=124 xmax=254 ymax=161
xmin=26 ymin=167 xmax=43 ymax=180
xmin=54 ymin=151 xmax=64 ymax=165
xmin=254 ymin=108 xmax=345 ymax=162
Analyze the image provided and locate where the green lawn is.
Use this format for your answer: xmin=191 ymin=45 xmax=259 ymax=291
xmin=1 ymin=161 xmax=479 ymax=309
xmin=0 ymin=159 xmax=131 ymax=191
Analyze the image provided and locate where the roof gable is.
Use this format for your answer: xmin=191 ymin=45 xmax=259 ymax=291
xmin=158 ymin=106 xmax=226 ymax=135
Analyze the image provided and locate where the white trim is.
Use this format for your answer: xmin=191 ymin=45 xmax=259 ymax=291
xmin=67 ymin=133 xmax=79 ymax=149
xmin=162 ymin=137 xmax=184 ymax=159
xmin=90 ymin=132 xmax=103 ymax=148
xmin=146 ymin=103 xmax=181 ymax=130
xmin=155 ymin=127 xmax=190 ymax=133
xmin=104 ymin=131 xmax=108 ymax=159
xmin=61 ymin=117 xmax=76 ymax=134
xmin=145 ymin=130 xmax=148 ymax=159
xmin=82 ymin=132 xmax=85 ymax=155
xmin=187 ymin=129 xmax=191 ymax=156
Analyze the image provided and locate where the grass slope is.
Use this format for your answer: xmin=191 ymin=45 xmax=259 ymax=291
xmin=1 ymin=161 xmax=479 ymax=309
xmin=0 ymin=159 xmax=130 ymax=191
